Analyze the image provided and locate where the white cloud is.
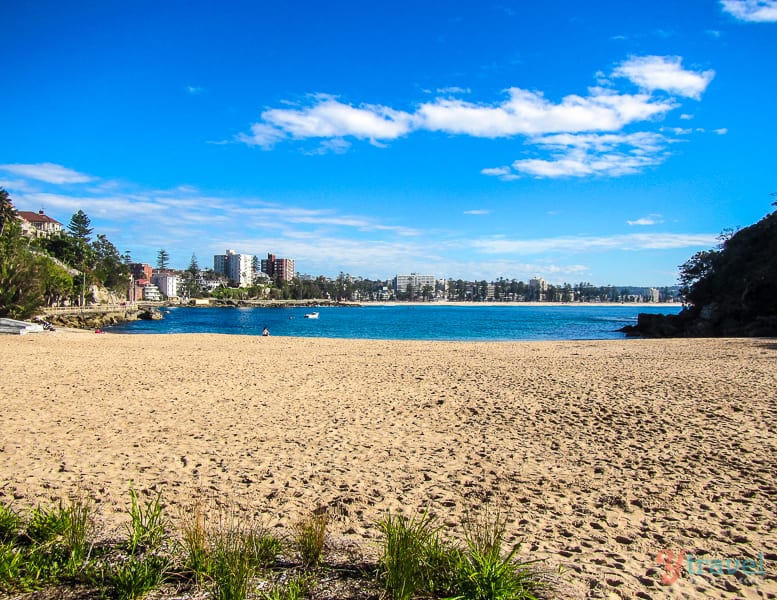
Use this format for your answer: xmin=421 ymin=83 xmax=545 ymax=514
xmin=463 ymin=209 xmax=491 ymax=215
xmin=436 ymin=86 xmax=471 ymax=94
xmin=490 ymin=132 xmax=669 ymax=179
xmin=0 ymin=163 xmax=95 ymax=184
xmin=713 ymin=127 xmax=728 ymax=135
xmin=481 ymin=166 xmax=520 ymax=181
xmin=185 ymin=85 xmax=204 ymax=95
xmin=415 ymin=87 xmax=673 ymax=137
xmin=471 ymin=232 xmax=718 ymax=254
xmin=627 ymin=214 xmax=664 ymax=226
xmin=612 ymin=55 xmax=715 ymax=99
xmin=245 ymin=94 xmax=415 ymax=146
xmin=721 ymin=0 xmax=777 ymax=21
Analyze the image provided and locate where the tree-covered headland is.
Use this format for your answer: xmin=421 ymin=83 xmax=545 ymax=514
xmin=0 ymin=189 xmax=129 ymax=319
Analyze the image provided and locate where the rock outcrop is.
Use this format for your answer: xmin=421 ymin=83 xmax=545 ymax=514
xmin=622 ymin=208 xmax=777 ymax=338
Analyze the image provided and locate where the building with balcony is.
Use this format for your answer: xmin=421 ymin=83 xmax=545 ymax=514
xmin=17 ymin=210 xmax=63 ymax=238
xmin=261 ymin=253 xmax=295 ymax=282
xmin=214 ymin=249 xmax=255 ymax=287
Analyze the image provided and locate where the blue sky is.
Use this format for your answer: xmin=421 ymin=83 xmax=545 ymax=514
xmin=1 ymin=0 xmax=775 ymax=285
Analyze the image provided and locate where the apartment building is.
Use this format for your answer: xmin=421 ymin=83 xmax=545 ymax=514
xmin=261 ymin=253 xmax=295 ymax=281
xmin=214 ymin=249 xmax=255 ymax=287
xmin=394 ymin=273 xmax=436 ymax=298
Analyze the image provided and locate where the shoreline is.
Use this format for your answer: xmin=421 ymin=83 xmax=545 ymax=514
xmin=1 ymin=333 xmax=773 ymax=598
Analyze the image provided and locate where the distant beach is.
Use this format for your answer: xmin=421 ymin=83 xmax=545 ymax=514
xmin=1 ymin=332 xmax=774 ymax=598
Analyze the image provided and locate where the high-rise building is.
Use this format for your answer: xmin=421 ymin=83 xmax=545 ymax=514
xmin=214 ymin=249 xmax=255 ymax=287
xmin=260 ymin=253 xmax=295 ymax=281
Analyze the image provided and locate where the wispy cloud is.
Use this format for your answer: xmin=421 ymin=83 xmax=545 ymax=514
xmin=464 ymin=209 xmax=491 ymax=215
xmin=185 ymin=85 xmax=204 ymax=95
xmin=0 ymin=163 xmax=95 ymax=184
xmin=484 ymin=132 xmax=669 ymax=179
xmin=721 ymin=0 xmax=777 ymax=22
xmin=627 ymin=214 xmax=664 ymax=226
xmin=471 ymin=232 xmax=718 ymax=254
xmin=612 ymin=55 xmax=715 ymax=99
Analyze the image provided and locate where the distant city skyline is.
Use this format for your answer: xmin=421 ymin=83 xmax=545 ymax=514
xmin=1 ymin=1 xmax=775 ymax=286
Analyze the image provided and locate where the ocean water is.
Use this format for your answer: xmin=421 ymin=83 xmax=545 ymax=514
xmin=107 ymin=304 xmax=683 ymax=341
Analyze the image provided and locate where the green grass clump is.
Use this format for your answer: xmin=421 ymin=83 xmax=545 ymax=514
xmin=208 ymin=522 xmax=257 ymax=600
xmin=0 ymin=502 xmax=21 ymax=543
xmin=178 ymin=500 xmax=283 ymax=591
xmin=111 ymin=553 xmax=170 ymax=600
xmin=291 ymin=511 xmax=327 ymax=569
xmin=260 ymin=574 xmax=311 ymax=600
xmin=0 ymin=495 xmax=97 ymax=593
xmin=378 ymin=509 xmax=458 ymax=600
xmin=126 ymin=484 xmax=167 ymax=554
xmin=449 ymin=508 xmax=545 ymax=600
xmin=25 ymin=502 xmax=72 ymax=544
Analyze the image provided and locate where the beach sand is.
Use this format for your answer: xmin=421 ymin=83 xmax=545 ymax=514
xmin=1 ymin=332 xmax=775 ymax=598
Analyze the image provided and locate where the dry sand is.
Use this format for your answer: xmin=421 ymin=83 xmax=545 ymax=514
xmin=1 ymin=332 xmax=775 ymax=599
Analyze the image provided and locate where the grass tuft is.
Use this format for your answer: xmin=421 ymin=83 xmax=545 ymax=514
xmin=291 ymin=510 xmax=327 ymax=569
xmin=0 ymin=502 xmax=21 ymax=543
xmin=126 ymin=484 xmax=167 ymax=555
xmin=449 ymin=507 xmax=545 ymax=600
xmin=111 ymin=553 xmax=170 ymax=600
xmin=377 ymin=509 xmax=455 ymax=600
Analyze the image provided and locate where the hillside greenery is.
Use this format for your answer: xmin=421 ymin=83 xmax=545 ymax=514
xmin=0 ymin=188 xmax=130 ymax=319
xmin=627 ymin=203 xmax=777 ymax=337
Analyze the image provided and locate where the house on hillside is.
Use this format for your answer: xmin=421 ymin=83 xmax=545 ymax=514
xmin=17 ymin=210 xmax=63 ymax=238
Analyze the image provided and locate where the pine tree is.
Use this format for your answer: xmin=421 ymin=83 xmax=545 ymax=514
xmin=67 ymin=210 xmax=93 ymax=242
xmin=156 ymin=248 xmax=170 ymax=271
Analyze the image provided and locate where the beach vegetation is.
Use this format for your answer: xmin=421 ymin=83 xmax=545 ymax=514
xmin=377 ymin=509 xmax=459 ymax=600
xmin=259 ymin=573 xmax=311 ymax=600
xmin=448 ymin=508 xmax=545 ymax=600
xmin=0 ymin=490 xmax=555 ymax=599
xmin=126 ymin=484 xmax=168 ymax=555
xmin=0 ymin=501 xmax=21 ymax=543
xmin=290 ymin=510 xmax=327 ymax=569
xmin=110 ymin=552 xmax=171 ymax=600
xmin=207 ymin=520 xmax=258 ymax=600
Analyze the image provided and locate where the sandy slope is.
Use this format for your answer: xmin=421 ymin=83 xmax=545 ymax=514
xmin=1 ymin=332 xmax=775 ymax=598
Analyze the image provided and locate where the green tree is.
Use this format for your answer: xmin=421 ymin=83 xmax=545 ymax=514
xmin=92 ymin=233 xmax=129 ymax=292
xmin=183 ymin=253 xmax=200 ymax=298
xmin=0 ymin=188 xmax=19 ymax=237
xmin=67 ymin=209 xmax=93 ymax=242
xmin=156 ymin=248 xmax=170 ymax=271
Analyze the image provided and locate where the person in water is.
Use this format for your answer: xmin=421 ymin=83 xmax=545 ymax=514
xmin=262 ymin=326 xmax=270 ymax=336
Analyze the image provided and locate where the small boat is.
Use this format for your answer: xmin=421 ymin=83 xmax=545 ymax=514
xmin=304 ymin=311 xmax=319 ymax=319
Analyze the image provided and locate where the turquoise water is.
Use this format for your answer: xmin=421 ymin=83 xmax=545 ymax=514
xmin=107 ymin=304 xmax=682 ymax=341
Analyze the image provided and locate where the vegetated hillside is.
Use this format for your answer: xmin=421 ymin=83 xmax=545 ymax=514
xmin=625 ymin=207 xmax=777 ymax=337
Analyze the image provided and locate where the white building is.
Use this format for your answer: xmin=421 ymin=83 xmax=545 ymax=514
xmin=394 ymin=273 xmax=436 ymax=299
xmin=142 ymin=284 xmax=162 ymax=301
xmin=214 ymin=249 xmax=255 ymax=287
xmin=151 ymin=273 xmax=179 ymax=299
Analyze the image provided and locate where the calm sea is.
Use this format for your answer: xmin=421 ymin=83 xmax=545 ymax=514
xmin=107 ymin=304 xmax=682 ymax=341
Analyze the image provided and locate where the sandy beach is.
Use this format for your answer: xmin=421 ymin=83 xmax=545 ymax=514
xmin=0 ymin=332 xmax=775 ymax=599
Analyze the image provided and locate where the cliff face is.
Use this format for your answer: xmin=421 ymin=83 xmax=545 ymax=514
xmin=623 ymin=209 xmax=777 ymax=338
